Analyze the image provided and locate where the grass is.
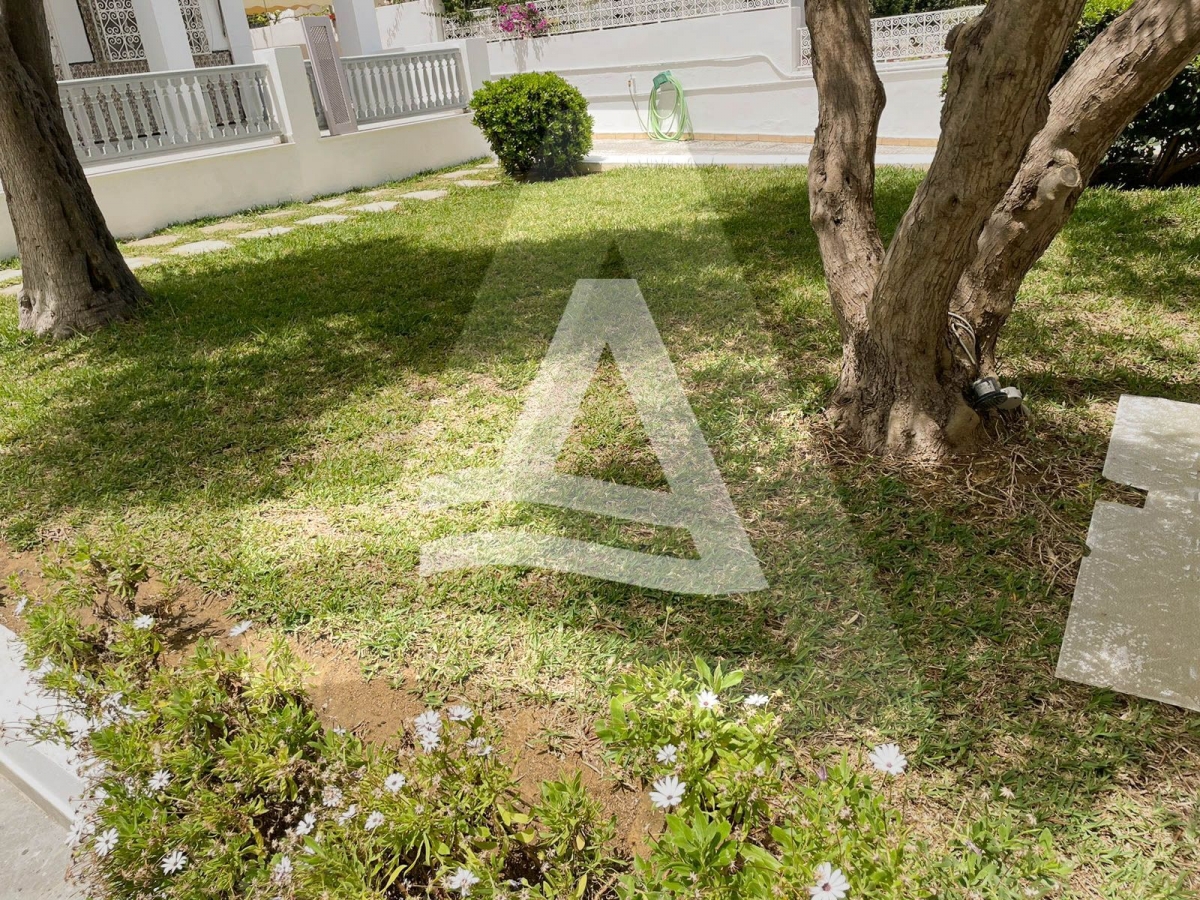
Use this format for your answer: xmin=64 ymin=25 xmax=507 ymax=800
xmin=1 ymin=162 xmax=1198 ymax=897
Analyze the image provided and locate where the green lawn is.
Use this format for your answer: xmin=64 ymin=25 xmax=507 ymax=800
xmin=1 ymin=163 xmax=1198 ymax=897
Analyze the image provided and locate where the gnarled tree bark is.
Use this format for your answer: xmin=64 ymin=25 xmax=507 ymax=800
xmin=0 ymin=0 xmax=148 ymax=337
xmin=952 ymin=0 xmax=1200 ymax=376
xmin=808 ymin=0 xmax=1200 ymax=461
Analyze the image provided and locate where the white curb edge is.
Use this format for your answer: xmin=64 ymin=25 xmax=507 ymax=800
xmin=0 ymin=624 xmax=85 ymax=828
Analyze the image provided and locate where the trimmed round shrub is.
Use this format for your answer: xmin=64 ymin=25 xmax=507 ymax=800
xmin=468 ymin=72 xmax=593 ymax=180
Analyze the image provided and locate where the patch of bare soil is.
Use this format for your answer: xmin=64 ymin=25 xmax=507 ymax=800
xmin=0 ymin=542 xmax=658 ymax=856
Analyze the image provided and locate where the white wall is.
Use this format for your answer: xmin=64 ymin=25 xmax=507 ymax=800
xmin=484 ymin=8 xmax=947 ymax=140
xmin=246 ymin=6 xmax=948 ymax=141
xmin=378 ymin=1 xmax=444 ymax=47
xmin=0 ymin=46 xmax=490 ymax=259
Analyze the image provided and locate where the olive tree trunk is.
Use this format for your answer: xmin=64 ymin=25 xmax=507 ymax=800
xmin=0 ymin=0 xmax=148 ymax=337
xmin=807 ymin=0 xmax=1200 ymax=460
xmin=952 ymin=0 xmax=1200 ymax=376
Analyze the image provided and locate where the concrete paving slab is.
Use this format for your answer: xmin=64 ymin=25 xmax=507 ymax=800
xmin=1 ymin=283 xmax=21 ymax=296
xmin=311 ymin=198 xmax=350 ymax=208
xmin=296 ymin=214 xmax=349 ymax=226
xmin=171 ymin=240 xmax=232 ymax=256
xmin=122 ymin=257 xmax=158 ymax=271
xmin=200 ymin=221 xmax=248 ymax=234
xmin=0 ymin=268 xmax=21 ymax=282
xmin=400 ymin=190 xmax=448 ymax=201
xmin=1058 ymin=395 xmax=1200 ymax=712
xmin=257 ymin=210 xmax=295 ymax=219
xmin=350 ymin=201 xmax=398 ymax=213
xmin=454 ymin=179 xmax=499 ymax=188
xmin=236 ymin=227 xmax=293 ymax=239
xmin=363 ymin=189 xmax=395 ymax=198
xmin=126 ymin=234 xmax=179 ymax=248
xmin=0 ymin=778 xmax=83 ymax=899
xmin=582 ymin=138 xmax=935 ymax=169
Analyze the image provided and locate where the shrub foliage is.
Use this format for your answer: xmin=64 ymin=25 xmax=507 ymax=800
xmin=469 ymin=73 xmax=593 ymax=180
xmin=6 ymin=552 xmax=1070 ymax=898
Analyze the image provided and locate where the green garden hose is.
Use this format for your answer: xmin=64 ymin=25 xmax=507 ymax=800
xmin=647 ymin=71 xmax=693 ymax=142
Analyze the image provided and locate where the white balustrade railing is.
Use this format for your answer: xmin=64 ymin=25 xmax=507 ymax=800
xmin=305 ymin=48 xmax=468 ymax=130
xmin=443 ymin=0 xmax=786 ymax=40
xmin=58 ymin=64 xmax=282 ymax=164
xmin=797 ymin=5 xmax=984 ymax=69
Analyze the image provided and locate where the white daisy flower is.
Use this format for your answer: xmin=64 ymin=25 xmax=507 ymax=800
xmin=446 ymin=705 xmax=473 ymax=723
xmin=697 ymin=690 xmax=720 ymax=711
xmin=13 ymin=597 xmax=28 ymax=616
xmin=148 ymin=769 xmax=172 ymax=791
xmin=414 ymin=710 xmax=442 ymax=734
xmin=160 ymin=849 xmax=188 ymax=875
xmin=384 ymin=773 xmax=407 ymax=793
xmin=229 ymin=620 xmax=253 ymax=637
xmin=649 ymin=775 xmax=686 ymax=809
xmin=94 ymin=827 xmax=118 ymax=858
xmin=808 ymin=862 xmax=850 ymax=900
xmin=445 ymin=867 xmax=481 ymax=896
xmin=465 ymin=737 xmax=492 ymax=758
xmin=364 ymin=811 xmax=385 ymax=831
xmin=656 ymin=744 xmax=678 ymax=765
xmin=337 ymin=803 xmax=358 ymax=825
xmin=419 ymin=731 xmax=441 ymax=753
xmin=744 ymin=693 xmax=770 ymax=708
xmin=132 ymin=615 xmax=155 ymax=631
xmin=868 ymin=743 xmax=908 ymax=776
xmin=294 ymin=812 xmax=316 ymax=836
xmin=272 ymin=855 xmax=293 ymax=885
xmin=66 ymin=817 xmax=95 ymax=845
xmin=322 ymin=785 xmax=344 ymax=808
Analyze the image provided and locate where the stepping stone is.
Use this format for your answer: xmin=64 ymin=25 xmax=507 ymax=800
xmin=237 ymin=226 xmax=293 ymax=239
xmin=123 ymin=257 xmax=158 ymax=270
xmin=311 ymin=198 xmax=349 ymax=208
xmin=363 ymin=189 xmax=394 ymax=198
xmin=454 ymin=179 xmax=500 ymax=188
xmin=401 ymin=190 xmax=448 ymax=201
xmin=127 ymin=233 xmax=179 ymax=248
xmin=257 ymin=210 xmax=295 ymax=219
xmin=439 ymin=171 xmax=472 ymax=180
xmin=200 ymin=221 xmax=247 ymax=234
xmin=171 ymin=240 xmax=232 ymax=256
xmin=350 ymin=201 xmax=398 ymax=213
xmin=0 ymin=268 xmax=20 ymax=282
xmin=478 ymin=162 xmax=499 ymax=169
xmin=1 ymin=283 xmax=21 ymax=296
xmin=296 ymin=214 xmax=349 ymax=226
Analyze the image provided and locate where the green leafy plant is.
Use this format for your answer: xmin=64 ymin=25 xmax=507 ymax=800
xmin=596 ymin=658 xmax=782 ymax=823
xmin=468 ymin=72 xmax=593 ymax=180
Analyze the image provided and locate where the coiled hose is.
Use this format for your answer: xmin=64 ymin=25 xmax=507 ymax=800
xmin=647 ymin=71 xmax=693 ymax=142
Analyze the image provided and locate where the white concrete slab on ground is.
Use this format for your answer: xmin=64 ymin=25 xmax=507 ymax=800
xmin=583 ymin=139 xmax=935 ymax=169
xmin=171 ymin=240 xmax=233 ymax=256
xmin=126 ymin=234 xmax=179 ymax=248
xmin=0 ymin=268 xmax=21 ymax=282
xmin=199 ymin=222 xmax=248 ymax=234
xmin=454 ymin=179 xmax=499 ymax=188
xmin=2 ymin=283 xmax=21 ymax=296
xmin=296 ymin=214 xmax=350 ymax=226
xmin=0 ymin=777 xmax=84 ymax=899
xmin=0 ymin=625 xmax=85 ymax=826
xmin=122 ymin=257 xmax=158 ymax=270
xmin=311 ymin=198 xmax=350 ymax=208
xmin=351 ymin=202 xmax=399 ymax=213
xmin=401 ymin=190 xmax=448 ymax=201
xmin=237 ymin=227 xmax=294 ymax=239
xmin=1057 ymin=396 xmax=1200 ymax=712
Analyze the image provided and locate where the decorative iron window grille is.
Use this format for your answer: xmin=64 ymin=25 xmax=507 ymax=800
xmin=92 ymin=0 xmax=145 ymax=62
xmin=179 ymin=0 xmax=212 ymax=55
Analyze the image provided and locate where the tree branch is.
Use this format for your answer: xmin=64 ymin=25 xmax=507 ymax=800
xmin=955 ymin=0 xmax=1200 ymax=372
xmin=870 ymin=0 xmax=1087 ymax=367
